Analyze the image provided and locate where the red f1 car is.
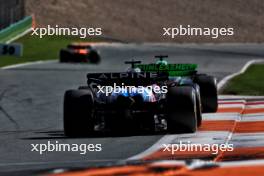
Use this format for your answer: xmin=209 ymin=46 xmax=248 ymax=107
xmin=60 ymin=43 xmax=100 ymax=63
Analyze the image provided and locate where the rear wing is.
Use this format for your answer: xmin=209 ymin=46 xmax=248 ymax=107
xmin=135 ymin=64 xmax=198 ymax=76
xmin=87 ymin=72 xmax=168 ymax=86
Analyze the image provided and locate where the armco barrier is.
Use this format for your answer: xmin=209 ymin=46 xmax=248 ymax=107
xmin=0 ymin=16 xmax=32 ymax=43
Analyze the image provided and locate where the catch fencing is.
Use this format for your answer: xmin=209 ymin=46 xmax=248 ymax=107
xmin=0 ymin=0 xmax=25 ymax=30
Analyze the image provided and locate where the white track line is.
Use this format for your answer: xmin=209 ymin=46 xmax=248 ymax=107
xmin=202 ymin=113 xmax=240 ymax=121
xmin=219 ymin=159 xmax=264 ymax=167
xmin=242 ymin=114 xmax=264 ymax=121
xmin=1 ymin=60 xmax=57 ymax=70
xmin=219 ymin=95 xmax=264 ymax=99
xmin=150 ymin=159 xmax=264 ymax=167
xmin=6 ymin=28 xmax=32 ymax=44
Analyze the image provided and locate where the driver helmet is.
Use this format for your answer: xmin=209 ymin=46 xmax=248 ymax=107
xmin=127 ymin=67 xmax=141 ymax=73
xmin=156 ymin=60 xmax=168 ymax=65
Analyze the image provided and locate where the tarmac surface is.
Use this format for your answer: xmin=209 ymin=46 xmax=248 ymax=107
xmin=0 ymin=43 xmax=264 ymax=175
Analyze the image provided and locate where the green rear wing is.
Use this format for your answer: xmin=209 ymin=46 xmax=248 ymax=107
xmin=135 ymin=64 xmax=197 ymax=76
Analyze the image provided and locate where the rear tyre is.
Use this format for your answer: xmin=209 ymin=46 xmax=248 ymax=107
xmin=89 ymin=50 xmax=100 ymax=64
xmin=64 ymin=89 xmax=94 ymax=137
xmin=140 ymin=113 xmax=155 ymax=132
xmin=78 ymin=86 xmax=90 ymax=90
xmin=59 ymin=49 xmax=71 ymax=62
xmin=194 ymin=84 xmax=202 ymax=127
xmin=194 ymin=75 xmax=218 ymax=113
xmin=166 ymin=86 xmax=197 ymax=133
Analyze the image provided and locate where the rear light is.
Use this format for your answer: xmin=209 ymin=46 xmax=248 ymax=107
xmin=73 ymin=49 xmax=89 ymax=54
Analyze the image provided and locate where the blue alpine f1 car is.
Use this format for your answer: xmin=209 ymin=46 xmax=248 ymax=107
xmin=63 ymin=56 xmax=218 ymax=136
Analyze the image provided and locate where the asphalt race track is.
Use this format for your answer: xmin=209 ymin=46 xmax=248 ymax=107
xmin=0 ymin=43 xmax=264 ymax=175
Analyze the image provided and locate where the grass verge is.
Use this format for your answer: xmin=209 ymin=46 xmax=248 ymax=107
xmin=0 ymin=34 xmax=102 ymax=68
xmin=221 ymin=64 xmax=264 ymax=95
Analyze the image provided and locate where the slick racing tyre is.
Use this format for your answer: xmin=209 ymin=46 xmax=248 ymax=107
xmin=194 ymin=84 xmax=202 ymax=127
xmin=194 ymin=75 xmax=218 ymax=113
xmin=89 ymin=50 xmax=100 ymax=64
xmin=64 ymin=89 xmax=94 ymax=137
xmin=166 ymin=86 xmax=197 ymax=133
xmin=59 ymin=49 xmax=71 ymax=62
